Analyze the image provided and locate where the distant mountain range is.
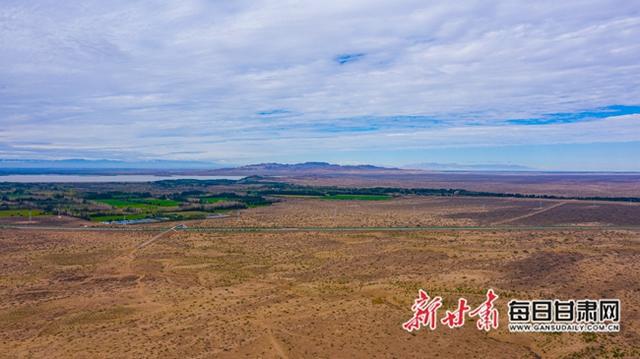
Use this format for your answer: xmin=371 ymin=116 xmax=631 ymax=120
xmin=0 ymin=159 xmax=410 ymax=175
xmin=210 ymin=162 xmax=410 ymax=175
xmin=404 ymin=162 xmax=535 ymax=171
xmin=0 ymin=159 xmax=536 ymax=175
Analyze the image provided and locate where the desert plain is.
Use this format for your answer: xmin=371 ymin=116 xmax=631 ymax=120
xmin=1 ymin=195 xmax=639 ymax=358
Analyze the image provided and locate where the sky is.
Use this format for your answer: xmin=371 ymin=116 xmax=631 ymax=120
xmin=1 ymin=0 xmax=639 ymax=170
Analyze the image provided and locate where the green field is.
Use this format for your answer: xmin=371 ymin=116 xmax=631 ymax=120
xmin=0 ymin=209 xmax=44 ymax=217
xmin=139 ymin=198 xmax=179 ymax=206
xmin=96 ymin=198 xmax=179 ymax=208
xmin=321 ymin=194 xmax=392 ymax=201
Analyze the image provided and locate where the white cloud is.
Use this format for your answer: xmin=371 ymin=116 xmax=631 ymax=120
xmin=0 ymin=0 xmax=639 ymax=164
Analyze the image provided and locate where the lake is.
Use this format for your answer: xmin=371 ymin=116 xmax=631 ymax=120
xmin=0 ymin=174 xmax=245 ymax=183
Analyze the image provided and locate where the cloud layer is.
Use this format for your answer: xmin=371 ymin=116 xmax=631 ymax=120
xmin=1 ymin=1 xmax=639 ymax=166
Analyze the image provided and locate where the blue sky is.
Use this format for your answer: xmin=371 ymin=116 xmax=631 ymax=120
xmin=1 ymin=1 xmax=639 ymax=170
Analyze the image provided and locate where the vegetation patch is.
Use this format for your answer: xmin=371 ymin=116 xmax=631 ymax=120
xmin=137 ymin=198 xmax=179 ymax=206
xmin=0 ymin=306 xmax=40 ymax=324
xmin=89 ymin=213 xmax=151 ymax=222
xmin=0 ymin=209 xmax=44 ymax=217
xmin=165 ymin=211 xmax=209 ymax=220
xmin=95 ymin=198 xmax=178 ymax=208
xmin=200 ymin=196 xmax=234 ymax=203
xmin=65 ymin=306 xmax=136 ymax=326
xmin=272 ymin=194 xmax=324 ymax=199
xmin=44 ymin=250 xmax=113 ymax=266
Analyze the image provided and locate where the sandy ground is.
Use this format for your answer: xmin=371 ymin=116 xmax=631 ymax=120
xmin=1 ymin=223 xmax=639 ymax=358
xmin=193 ymin=197 xmax=640 ymax=228
xmin=280 ymin=172 xmax=640 ymax=197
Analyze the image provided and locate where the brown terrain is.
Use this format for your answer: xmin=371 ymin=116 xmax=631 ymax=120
xmin=192 ymin=197 xmax=640 ymax=228
xmin=1 ymin=196 xmax=640 ymax=358
xmin=280 ymin=172 xmax=640 ymax=197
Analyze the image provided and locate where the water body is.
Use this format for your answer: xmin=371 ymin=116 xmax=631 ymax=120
xmin=0 ymin=174 xmax=245 ymax=183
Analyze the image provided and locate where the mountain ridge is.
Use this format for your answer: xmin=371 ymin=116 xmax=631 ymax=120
xmin=209 ymin=161 xmax=409 ymax=175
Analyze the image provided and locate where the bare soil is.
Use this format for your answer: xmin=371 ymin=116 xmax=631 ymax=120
xmin=1 ymin=222 xmax=638 ymax=357
xmin=282 ymin=172 xmax=640 ymax=197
